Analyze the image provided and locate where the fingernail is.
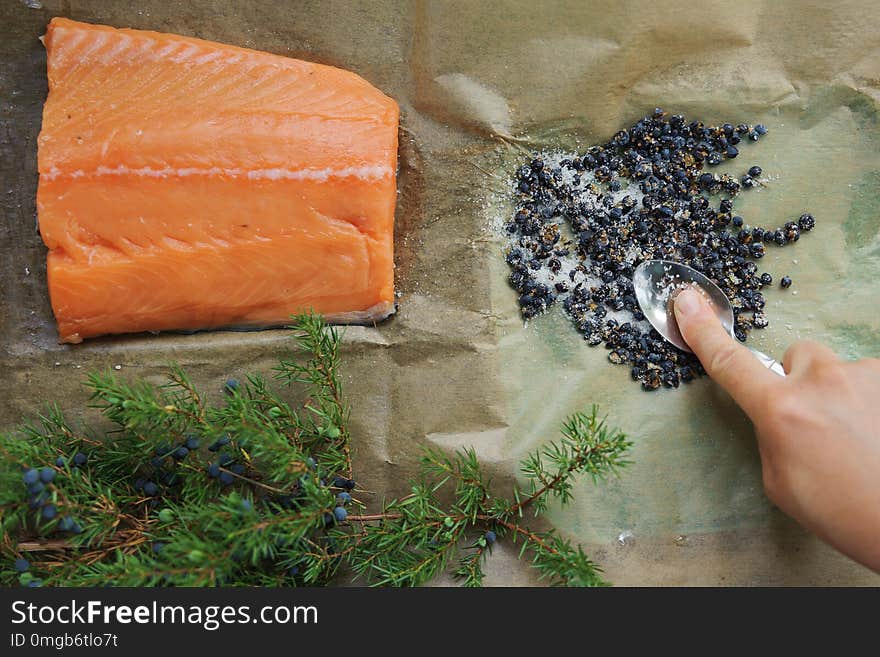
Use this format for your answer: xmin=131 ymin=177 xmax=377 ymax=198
xmin=674 ymin=288 xmax=703 ymax=318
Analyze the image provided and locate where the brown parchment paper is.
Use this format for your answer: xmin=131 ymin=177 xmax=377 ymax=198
xmin=2 ymin=0 xmax=879 ymax=586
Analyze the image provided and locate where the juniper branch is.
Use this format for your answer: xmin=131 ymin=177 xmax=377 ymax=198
xmin=1 ymin=313 xmax=631 ymax=588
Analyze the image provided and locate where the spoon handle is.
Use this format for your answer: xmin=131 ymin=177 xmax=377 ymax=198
xmin=748 ymin=347 xmax=787 ymax=377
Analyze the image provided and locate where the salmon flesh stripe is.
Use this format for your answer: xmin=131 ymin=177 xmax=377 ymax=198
xmin=37 ymin=17 xmax=399 ymax=343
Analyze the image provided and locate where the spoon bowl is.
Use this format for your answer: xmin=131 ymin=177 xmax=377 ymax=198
xmin=632 ymin=259 xmax=786 ymax=376
xmin=632 ymin=260 xmax=733 ymax=353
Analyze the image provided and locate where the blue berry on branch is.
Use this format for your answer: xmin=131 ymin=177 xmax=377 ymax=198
xmin=28 ymin=493 xmax=45 ymax=508
xmin=208 ymin=435 xmax=231 ymax=452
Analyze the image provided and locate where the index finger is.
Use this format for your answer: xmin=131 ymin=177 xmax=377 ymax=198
xmin=673 ymin=288 xmax=780 ymax=415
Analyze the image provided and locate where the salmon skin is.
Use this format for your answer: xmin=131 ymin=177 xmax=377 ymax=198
xmin=37 ymin=18 xmax=398 ymax=343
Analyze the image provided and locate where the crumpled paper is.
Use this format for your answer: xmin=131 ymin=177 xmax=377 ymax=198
xmin=1 ymin=0 xmax=879 ymax=585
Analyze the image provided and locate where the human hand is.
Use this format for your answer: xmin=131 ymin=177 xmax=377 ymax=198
xmin=673 ymin=287 xmax=880 ymax=573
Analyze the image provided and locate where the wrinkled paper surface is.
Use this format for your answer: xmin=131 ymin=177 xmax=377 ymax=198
xmin=2 ymin=0 xmax=879 ymax=585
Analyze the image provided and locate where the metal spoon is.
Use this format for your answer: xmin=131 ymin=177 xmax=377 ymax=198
xmin=633 ymin=259 xmax=786 ymax=377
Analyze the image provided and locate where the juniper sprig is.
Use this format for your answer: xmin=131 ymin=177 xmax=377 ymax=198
xmin=343 ymin=407 xmax=631 ymax=587
xmin=0 ymin=313 xmax=630 ymax=587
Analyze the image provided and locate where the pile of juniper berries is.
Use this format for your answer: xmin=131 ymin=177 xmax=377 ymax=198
xmin=504 ymin=108 xmax=815 ymax=391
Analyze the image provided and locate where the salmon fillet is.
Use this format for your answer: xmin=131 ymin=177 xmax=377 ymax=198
xmin=37 ymin=18 xmax=398 ymax=343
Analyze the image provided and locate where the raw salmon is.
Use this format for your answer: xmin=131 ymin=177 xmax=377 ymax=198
xmin=37 ymin=18 xmax=398 ymax=343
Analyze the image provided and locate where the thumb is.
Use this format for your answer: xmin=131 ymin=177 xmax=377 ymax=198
xmin=673 ymin=288 xmax=778 ymax=414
